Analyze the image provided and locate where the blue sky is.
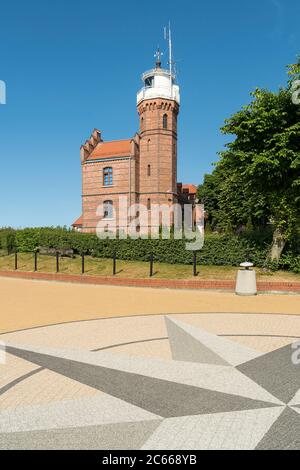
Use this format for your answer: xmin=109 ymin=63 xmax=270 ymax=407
xmin=0 ymin=0 xmax=299 ymax=227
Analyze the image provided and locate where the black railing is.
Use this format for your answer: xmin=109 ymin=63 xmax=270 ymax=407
xmin=56 ymin=252 xmax=60 ymax=273
xmin=193 ymin=251 xmax=198 ymax=277
xmin=149 ymin=253 xmax=154 ymax=277
xmin=81 ymin=254 xmax=85 ymax=274
xmin=113 ymin=253 xmax=117 ymax=276
xmin=7 ymin=251 xmax=200 ymax=278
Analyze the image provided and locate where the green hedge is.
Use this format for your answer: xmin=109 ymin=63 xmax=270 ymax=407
xmin=0 ymin=228 xmax=16 ymax=255
xmin=0 ymin=226 xmax=298 ymax=272
xmin=278 ymin=253 xmax=300 ymax=274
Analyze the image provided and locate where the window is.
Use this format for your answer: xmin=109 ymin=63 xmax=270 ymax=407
xmin=103 ymin=200 xmax=113 ymax=219
xmin=163 ymin=114 xmax=168 ymax=129
xmin=103 ymin=167 xmax=113 ymax=186
xmin=147 ymin=198 xmax=151 ymax=210
xmin=145 ymin=76 xmax=154 ymax=88
xmin=147 ymin=164 xmax=151 ymax=177
xmin=141 ymin=117 xmax=144 ymax=131
xmin=147 ymin=139 xmax=151 ymax=152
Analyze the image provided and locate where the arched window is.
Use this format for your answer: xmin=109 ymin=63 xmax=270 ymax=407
xmin=141 ymin=117 xmax=144 ymax=131
xmin=103 ymin=200 xmax=113 ymax=219
xmin=147 ymin=139 xmax=151 ymax=152
xmin=147 ymin=164 xmax=151 ymax=177
xmin=163 ymin=113 xmax=168 ymax=129
xmin=103 ymin=167 xmax=113 ymax=186
xmin=147 ymin=198 xmax=151 ymax=210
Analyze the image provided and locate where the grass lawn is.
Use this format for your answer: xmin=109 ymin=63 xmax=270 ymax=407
xmin=0 ymin=253 xmax=299 ymax=282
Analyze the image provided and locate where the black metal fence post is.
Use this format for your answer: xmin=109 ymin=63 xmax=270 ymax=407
xmin=193 ymin=251 xmax=197 ymax=277
xmin=113 ymin=253 xmax=116 ymax=276
xmin=14 ymin=252 xmax=18 ymax=270
xmin=56 ymin=252 xmax=59 ymax=273
xmin=81 ymin=254 xmax=85 ymax=274
xmin=34 ymin=251 xmax=38 ymax=272
xmin=150 ymin=253 xmax=154 ymax=277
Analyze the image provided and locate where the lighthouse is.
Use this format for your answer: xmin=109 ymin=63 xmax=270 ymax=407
xmin=136 ymin=31 xmax=180 ymax=223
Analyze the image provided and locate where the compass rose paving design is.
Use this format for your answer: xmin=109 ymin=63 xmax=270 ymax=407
xmin=1 ymin=313 xmax=300 ymax=450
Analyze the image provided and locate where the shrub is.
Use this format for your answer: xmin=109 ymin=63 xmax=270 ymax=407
xmin=15 ymin=228 xmax=42 ymax=252
xmin=0 ymin=228 xmax=16 ymax=254
xmin=1 ymin=226 xmax=297 ymax=271
xmin=279 ymin=253 xmax=300 ymax=274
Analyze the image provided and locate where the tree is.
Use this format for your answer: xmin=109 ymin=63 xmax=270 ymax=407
xmin=199 ymin=60 xmax=300 ymax=261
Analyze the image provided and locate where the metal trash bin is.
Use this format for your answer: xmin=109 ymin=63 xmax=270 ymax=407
xmin=235 ymin=262 xmax=257 ymax=296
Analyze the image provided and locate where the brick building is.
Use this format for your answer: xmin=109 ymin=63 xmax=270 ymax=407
xmin=72 ymin=53 xmax=196 ymax=234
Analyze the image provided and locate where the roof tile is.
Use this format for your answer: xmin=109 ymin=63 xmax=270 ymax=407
xmin=87 ymin=139 xmax=132 ymax=160
xmin=72 ymin=215 xmax=83 ymax=226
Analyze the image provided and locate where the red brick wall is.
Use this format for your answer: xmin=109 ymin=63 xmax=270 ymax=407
xmin=137 ymin=98 xmax=179 ymax=230
xmin=81 ymin=156 xmax=138 ymax=232
xmin=80 ymin=97 xmax=179 ymax=233
xmin=138 ymin=98 xmax=179 ymax=197
xmin=1 ymin=270 xmax=300 ymax=293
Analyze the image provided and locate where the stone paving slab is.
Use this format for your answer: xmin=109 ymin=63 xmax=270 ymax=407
xmin=1 ymin=312 xmax=300 ymax=449
xmin=0 ymin=420 xmax=162 ymax=450
xmin=1 ymin=277 xmax=299 ymax=334
xmin=0 ymin=369 xmax=102 ymax=411
xmin=2 ymin=343 xmax=283 ymax=404
xmin=0 ymin=394 xmax=160 ymax=433
xmin=142 ymin=408 xmax=284 ymax=450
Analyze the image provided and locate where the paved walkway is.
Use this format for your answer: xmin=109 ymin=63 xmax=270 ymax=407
xmin=0 ymin=277 xmax=299 ymax=333
xmin=1 ymin=312 xmax=300 ymax=449
xmin=1 ymin=277 xmax=300 ymax=449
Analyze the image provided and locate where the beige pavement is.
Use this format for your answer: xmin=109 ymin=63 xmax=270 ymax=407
xmin=1 ymin=310 xmax=300 ymax=448
xmin=0 ymin=277 xmax=299 ymax=333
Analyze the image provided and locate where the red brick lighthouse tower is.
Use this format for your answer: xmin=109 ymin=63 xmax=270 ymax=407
xmin=136 ymin=37 xmax=180 ymax=223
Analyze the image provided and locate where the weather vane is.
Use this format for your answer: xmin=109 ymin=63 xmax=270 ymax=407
xmin=154 ymin=46 xmax=163 ymax=68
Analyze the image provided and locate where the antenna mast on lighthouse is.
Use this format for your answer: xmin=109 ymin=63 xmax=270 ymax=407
xmin=164 ymin=22 xmax=174 ymax=95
